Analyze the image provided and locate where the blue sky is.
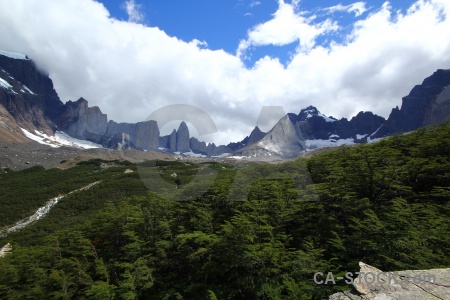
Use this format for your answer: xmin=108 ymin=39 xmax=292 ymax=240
xmin=101 ymin=0 xmax=413 ymax=66
xmin=0 ymin=0 xmax=449 ymax=144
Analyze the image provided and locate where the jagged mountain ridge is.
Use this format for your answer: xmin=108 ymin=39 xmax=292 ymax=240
xmin=0 ymin=51 xmax=235 ymax=154
xmin=374 ymin=68 xmax=450 ymax=138
xmin=1 ymin=50 xmax=450 ymax=159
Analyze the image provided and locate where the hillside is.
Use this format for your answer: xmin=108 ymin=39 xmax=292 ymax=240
xmin=1 ymin=123 xmax=449 ymax=299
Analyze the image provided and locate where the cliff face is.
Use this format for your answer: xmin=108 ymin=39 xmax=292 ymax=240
xmin=375 ymin=69 xmax=450 ymax=137
xmin=0 ymin=54 xmax=64 ymax=134
xmin=135 ymin=121 xmax=160 ymax=150
xmin=176 ymin=121 xmax=190 ymax=152
xmin=59 ymin=98 xmax=108 ymax=140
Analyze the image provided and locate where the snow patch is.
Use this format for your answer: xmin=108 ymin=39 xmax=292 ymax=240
xmin=21 ymin=128 xmax=102 ymax=149
xmin=0 ymin=77 xmax=12 ymax=89
xmin=211 ymin=153 xmax=230 ymax=158
xmin=23 ymin=85 xmax=36 ymax=95
xmin=302 ymin=108 xmax=336 ymax=122
xmin=320 ymin=115 xmax=336 ymax=122
xmin=227 ymin=155 xmax=247 ymax=160
xmin=369 ymin=125 xmax=383 ymax=137
xmin=305 ymin=138 xmax=355 ymax=150
xmin=0 ymin=50 xmax=28 ymax=60
xmin=356 ymin=134 xmax=367 ymax=139
xmin=182 ymin=151 xmax=207 ymax=158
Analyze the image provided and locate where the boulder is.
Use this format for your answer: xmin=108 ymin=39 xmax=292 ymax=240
xmin=329 ymin=262 xmax=450 ymax=300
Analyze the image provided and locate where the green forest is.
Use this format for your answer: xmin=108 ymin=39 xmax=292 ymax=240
xmin=1 ymin=124 xmax=449 ymax=299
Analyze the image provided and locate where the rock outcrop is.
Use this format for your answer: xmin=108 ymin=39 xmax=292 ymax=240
xmin=330 ymin=262 xmax=450 ymax=300
xmin=375 ymin=69 xmax=450 ymax=137
xmin=0 ymin=103 xmax=29 ymax=142
xmin=135 ymin=120 xmax=160 ymax=150
xmin=189 ymin=137 xmax=208 ymax=154
xmin=169 ymin=129 xmax=177 ymax=152
xmin=176 ymin=121 xmax=190 ymax=152
xmin=297 ymin=106 xmax=385 ymax=141
xmin=59 ymin=98 xmax=108 ymax=140
xmin=0 ymin=53 xmax=63 ymax=135
xmin=246 ymin=126 xmax=266 ymax=145
xmin=237 ymin=114 xmax=306 ymax=158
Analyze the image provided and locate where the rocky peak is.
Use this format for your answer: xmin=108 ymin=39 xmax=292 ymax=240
xmin=176 ymin=121 xmax=190 ymax=153
xmin=247 ymin=126 xmax=266 ymax=146
xmin=374 ymin=68 xmax=450 ymax=138
xmin=349 ymin=111 xmax=385 ymax=135
xmin=0 ymin=52 xmax=64 ymax=134
xmin=0 ymin=51 xmax=59 ymax=100
xmin=255 ymin=114 xmax=306 ymax=158
xmin=169 ymin=129 xmax=177 ymax=152
xmin=298 ymin=106 xmax=336 ymax=123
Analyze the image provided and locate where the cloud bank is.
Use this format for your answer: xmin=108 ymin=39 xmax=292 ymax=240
xmin=0 ymin=0 xmax=449 ymax=145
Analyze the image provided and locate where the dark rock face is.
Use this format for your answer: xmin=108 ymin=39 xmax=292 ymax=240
xmin=375 ymin=69 xmax=450 ymax=137
xmin=189 ymin=137 xmax=207 ymax=154
xmin=0 ymin=54 xmax=64 ymax=134
xmin=247 ymin=126 xmax=266 ymax=145
xmin=169 ymin=129 xmax=177 ymax=152
xmin=59 ymin=98 xmax=108 ymax=140
xmin=135 ymin=120 xmax=159 ymax=150
xmin=176 ymin=121 xmax=190 ymax=152
xmin=297 ymin=107 xmax=385 ymax=140
xmin=102 ymin=120 xmax=159 ymax=150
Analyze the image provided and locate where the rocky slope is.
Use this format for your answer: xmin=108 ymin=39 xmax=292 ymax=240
xmin=0 ymin=51 xmax=62 ymax=135
xmin=0 ymin=103 xmax=29 ymax=142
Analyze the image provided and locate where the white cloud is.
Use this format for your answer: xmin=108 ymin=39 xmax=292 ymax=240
xmin=237 ymin=0 xmax=339 ymax=57
xmin=124 ymin=0 xmax=144 ymax=23
xmin=0 ymin=0 xmax=449 ymax=146
xmin=324 ymin=2 xmax=368 ymax=17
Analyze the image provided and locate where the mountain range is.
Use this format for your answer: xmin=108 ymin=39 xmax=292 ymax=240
xmin=1 ymin=49 xmax=450 ymax=159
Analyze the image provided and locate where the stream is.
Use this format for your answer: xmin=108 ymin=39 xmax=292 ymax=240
xmin=0 ymin=181 xmax=101 ymax=238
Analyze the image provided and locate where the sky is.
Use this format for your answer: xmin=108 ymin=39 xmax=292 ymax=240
xmin=0 ymin=0 xmax=449 ymax=145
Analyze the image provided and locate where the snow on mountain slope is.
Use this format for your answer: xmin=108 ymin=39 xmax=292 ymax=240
xmin=0 ymin=77 xmax=12 ymax=89
xmin=298 ymin=106 xmax=337 ymax=122
xmin=0 ymin=50 xmax=29 ymax=60
xmin=21 ymin=128 xmax=102 ymax=149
